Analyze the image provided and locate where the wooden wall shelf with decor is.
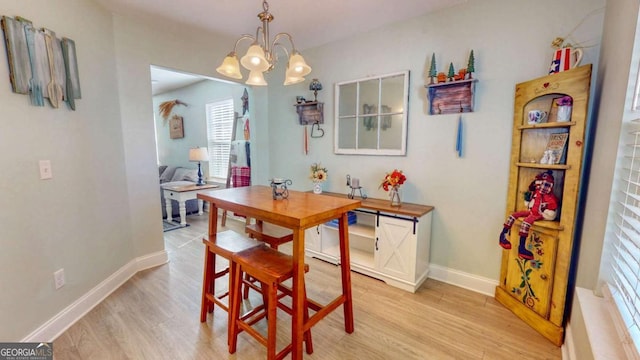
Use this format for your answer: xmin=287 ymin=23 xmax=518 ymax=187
xmin=425 ymin=79 xmax=478 ymax=115
xmin=494 ymin=64 xmax=592 ymax=346
xmin=295 ymin=101 xmax=324 ymax=125
xmin=304 ymin=192 xmax=434 ymax=292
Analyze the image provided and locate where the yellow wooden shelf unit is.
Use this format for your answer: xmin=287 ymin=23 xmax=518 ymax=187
xmin=495 ymin=64 xmax=592 ymax=346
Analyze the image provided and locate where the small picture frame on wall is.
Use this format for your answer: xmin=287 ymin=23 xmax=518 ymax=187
xmin=169 ymin=115 xmax=184 ymax=139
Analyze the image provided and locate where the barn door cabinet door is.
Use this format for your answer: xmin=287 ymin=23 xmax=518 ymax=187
xmin=375 ymin=215 xmax=417 ymax=282
xmin=494 ymin=64 xmax=592 ymax=346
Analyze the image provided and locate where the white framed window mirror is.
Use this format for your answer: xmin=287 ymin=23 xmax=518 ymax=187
xmin=334 ymin=70 xmax=409 ymax=155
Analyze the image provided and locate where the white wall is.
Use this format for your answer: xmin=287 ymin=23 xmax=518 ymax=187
xmin=266 ymin=0 xmax=606 ymax=279
xmin=0 ymin=0 xmax=131 ymax=340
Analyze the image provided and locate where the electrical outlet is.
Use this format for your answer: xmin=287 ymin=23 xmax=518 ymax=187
xmin=54 ymin=269 xmax=65 ymax=289
xmin=39 ymin=160 xmax=52 ymax=180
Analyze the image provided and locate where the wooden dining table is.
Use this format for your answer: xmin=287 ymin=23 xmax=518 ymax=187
xmin=198 ymin=185 xmax=361 ymax=359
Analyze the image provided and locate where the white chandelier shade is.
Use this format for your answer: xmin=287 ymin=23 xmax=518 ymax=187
xmin=246 ymin=70 xmax=268 ymax=86
xmin=215 ymin=52 xmax=242 ymax=79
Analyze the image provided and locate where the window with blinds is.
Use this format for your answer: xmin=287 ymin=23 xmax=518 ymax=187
xmin=205 ymin=99 xmax=234 ymax=180
xmin=610 ymin=117 xmax=640 ymax=355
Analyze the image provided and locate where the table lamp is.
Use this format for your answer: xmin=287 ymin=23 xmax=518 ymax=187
xmin=189 ymin=147 xmax=209 ymax=185
xmin=309 ymin=78 xmax=322 ymax=102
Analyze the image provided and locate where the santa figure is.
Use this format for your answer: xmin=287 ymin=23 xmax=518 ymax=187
xmin=499 ymin=170 xmax=559 ymax=260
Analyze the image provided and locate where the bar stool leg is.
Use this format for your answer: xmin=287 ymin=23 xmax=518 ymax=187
xmin=303 ymin=286 xmax=313 ymax=354
xmin=228 ymin=263 xmax=242 ymax=354
xmin=200 ymin=247 xmax=214 ymax=322
xmin=266 ymin=281 xmax=278 ymax=360
xmin=227 ymin=260 xmax=238 ymax=346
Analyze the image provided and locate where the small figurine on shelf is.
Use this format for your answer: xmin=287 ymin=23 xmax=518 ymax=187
xmin=539 ymin=150 xmax=554 ymax=164
xmin=498 ymin=170 xmax=559 ymax=260
xmin=454 ymin=68 xmax=467 ymax=81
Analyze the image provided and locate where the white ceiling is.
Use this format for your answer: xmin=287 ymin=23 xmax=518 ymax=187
xmin=102 ymin=0 xmax=467 ymax=94
xmin=150 ymin=66 xmax=205 ymax=95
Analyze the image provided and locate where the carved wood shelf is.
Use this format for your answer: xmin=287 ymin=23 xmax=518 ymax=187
xmin=425 ymin=79 xmax=478 ymax=115
xmin=295 ymin=101 xmax=324 ymax=125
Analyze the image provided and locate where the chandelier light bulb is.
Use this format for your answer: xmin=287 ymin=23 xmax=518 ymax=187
xmin=288 ymin=52 xmax=311 ymax=77
xmin=241 ymin=44 xmax=270 ymax=72
xmin=284 ymin=75 xmax=304 ymax=85
xmin=284 ymin=63 xmax=305 ymax=85
xmin=216 ymin=52 xmax=242 ymax=79
xmin=246 ymin=70 xmax=268 ymax=86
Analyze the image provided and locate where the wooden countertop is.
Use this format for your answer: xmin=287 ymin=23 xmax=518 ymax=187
xmin=319 ymin=192 xmax=434 ymax=218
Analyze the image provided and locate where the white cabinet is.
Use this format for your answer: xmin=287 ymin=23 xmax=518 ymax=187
xmin=304 ymin=194 xmax=433 ymax=293
xmin=304 ymin=225 xmax=322 ymax=253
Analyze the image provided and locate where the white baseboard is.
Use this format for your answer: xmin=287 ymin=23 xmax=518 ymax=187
xmin=22 ymin=250 xmax=169 ymax=342
xmin=136 ymin=250 xmax=170 ymax=272
xmin=428 ymin=263 xmax=499 ymax=296
xmin=21 ymin=257 xmax=499 ymax=342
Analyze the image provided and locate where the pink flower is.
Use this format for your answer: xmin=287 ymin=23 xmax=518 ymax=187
xmin=556 ymin=96 xmax=572 ymax=106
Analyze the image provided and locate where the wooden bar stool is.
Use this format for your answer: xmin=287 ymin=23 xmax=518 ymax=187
xmin=243 ymin=221 xmax=294 ymax=299
xmin=229 ymin=245 xmax=313 ymax=360
xmin=200 ymin=230 xmax=263 ymax=326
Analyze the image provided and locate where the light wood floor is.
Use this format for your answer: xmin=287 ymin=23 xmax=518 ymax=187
xmin=54 ymin=213 xmax=561 ymax=359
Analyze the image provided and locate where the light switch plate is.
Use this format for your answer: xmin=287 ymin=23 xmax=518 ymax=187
xmin=39 ymin=160 xmax=52 ymax=180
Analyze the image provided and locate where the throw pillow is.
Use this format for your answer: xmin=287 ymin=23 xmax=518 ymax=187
xmin=159 ymin=166 xmax=178 ymax=183
xmin=171 ymin=167 xmax=198 ymax=182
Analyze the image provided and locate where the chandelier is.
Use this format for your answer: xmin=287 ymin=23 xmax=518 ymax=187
xmin=216 ymin=0 xmax=312 ymax=86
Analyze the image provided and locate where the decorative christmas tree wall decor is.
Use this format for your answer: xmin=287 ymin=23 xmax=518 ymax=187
xmin=424 ymin=50 xmax=479 ymax=115
xmin=467 ymin=49 xmax=475 ymax=79
xmin=426 ymin=51 xmax=476 ymax=83
xmin=429 ymin=53 xmax=437 ymax=84
xmin=447 ymin=63 xmax=455 ymax=81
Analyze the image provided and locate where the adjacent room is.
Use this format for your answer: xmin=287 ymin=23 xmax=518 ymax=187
xmin=1 ymin=0 xmax=637 ymax=359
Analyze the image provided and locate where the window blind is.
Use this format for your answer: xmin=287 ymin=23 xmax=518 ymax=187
xmin=611 ymin=118 xmax=640 ymax=354
xmin=205 ymin=99 xmax=234 ymax=180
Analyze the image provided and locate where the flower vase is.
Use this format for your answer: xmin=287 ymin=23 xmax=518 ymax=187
xmin=313 ymin=182 xmax=323 ymax=194
xmin=389 ymin=186 xmax=401 ymax=206
xmin=557 ymin=105 xmax=572 ymax=122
